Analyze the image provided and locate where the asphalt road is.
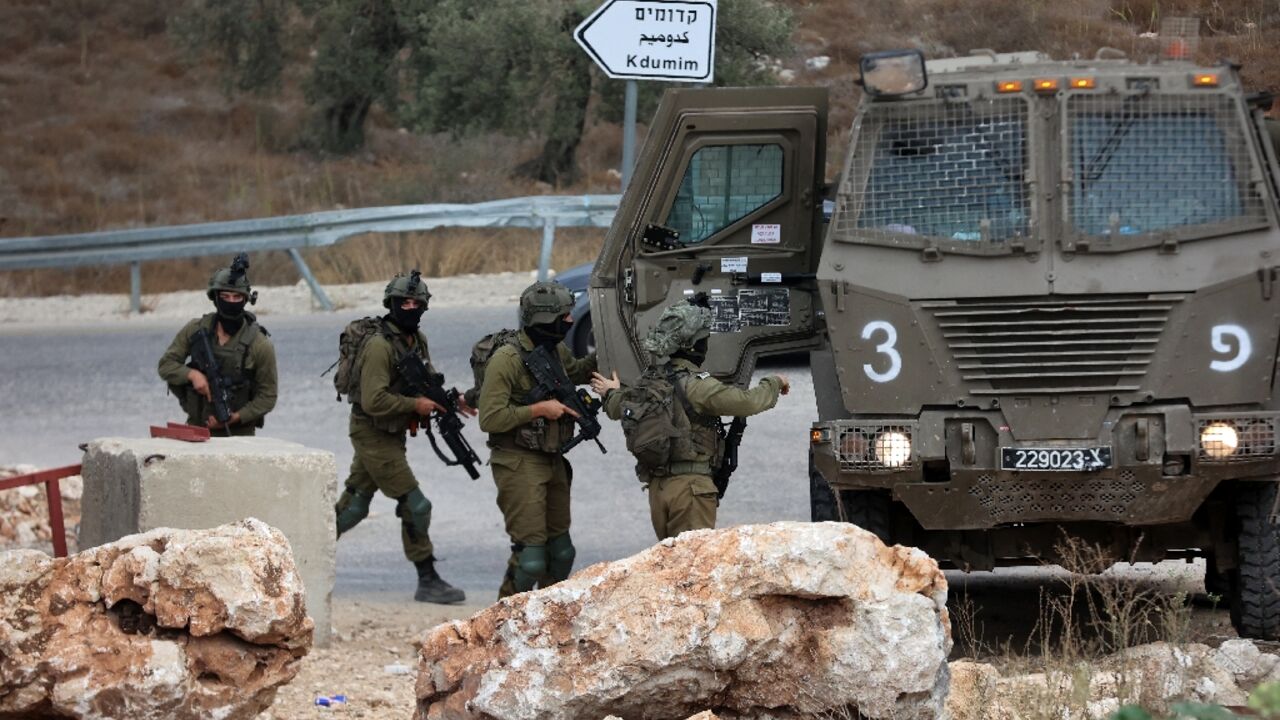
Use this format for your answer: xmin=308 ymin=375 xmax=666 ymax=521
xmin=1 ymin=304 xmax=1228 ymax=649
xmin=0 ymin=304 xmax=814 ymax=602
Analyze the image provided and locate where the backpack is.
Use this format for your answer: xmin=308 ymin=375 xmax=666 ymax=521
xmin=327 ymin=317 xmax=386 ymax=402
xmin=463 ymin=328 xmax=523 ymax=407
xmin=617 ymin=366 xmax=687 ymax=471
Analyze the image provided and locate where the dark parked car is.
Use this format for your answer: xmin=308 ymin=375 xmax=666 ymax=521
xmin=552 ymin=262 xmax=595 ymax=357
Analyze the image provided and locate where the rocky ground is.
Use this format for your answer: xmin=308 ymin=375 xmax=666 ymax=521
xmin=266 ymin=599 xmax=482 ymax=719
xmin=0 ymin=465 xmax=81 ymax=553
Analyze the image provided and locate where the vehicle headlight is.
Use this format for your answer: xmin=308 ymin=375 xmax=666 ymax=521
xmin=874 ymin=431 xmax=912 ymax=468
xmin=1200 ymin=422 xmax=1238 ymax=459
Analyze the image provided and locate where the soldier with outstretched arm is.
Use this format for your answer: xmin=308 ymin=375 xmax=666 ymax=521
xmin=592 ymin=300 xmax=789 ymax=540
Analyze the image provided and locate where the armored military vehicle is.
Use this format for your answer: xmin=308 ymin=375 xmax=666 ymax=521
xmin=590 ymin=48 xmax=1280 ymax=639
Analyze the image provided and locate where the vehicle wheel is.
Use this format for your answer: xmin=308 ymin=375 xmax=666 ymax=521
xmin=840 ymin=489 xmax=892 ymax=544
xmin=573 ymin=312 xmax=595 ymax=358
xmin=809 ymin=447 xmax=838 ymax=522
xmin=809 ymin=447 xmax=892 ymax=542
xmin=1230 ymin=482 xmax=1280 ymax=640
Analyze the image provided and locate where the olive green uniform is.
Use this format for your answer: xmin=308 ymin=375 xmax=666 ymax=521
xmin=333 ymin=319 xmax=443 ymax=562
xmin=157 ymin=312 xmax=278 ymax=436
xmin=603 ymin=358 xmax=783 ymax=539
xmin=478 ymin=331 xmax=596 ymax=597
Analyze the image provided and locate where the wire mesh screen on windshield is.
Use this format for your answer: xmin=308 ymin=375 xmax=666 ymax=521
xmin=1067 ymin=93 xmax=1266 ymax=241
xmin=835 ymin=99 xmax=1029 ymax=246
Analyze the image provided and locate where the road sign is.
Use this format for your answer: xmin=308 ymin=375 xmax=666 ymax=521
xmin=575 ymin=0 xmax=717 ymax=83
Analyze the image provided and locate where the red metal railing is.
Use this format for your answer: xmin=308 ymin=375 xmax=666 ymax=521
xmin=0 ymin=464 xmax=80 ymax=558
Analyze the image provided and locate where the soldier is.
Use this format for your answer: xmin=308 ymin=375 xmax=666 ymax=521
xmin=333 ymin=271 xmax=471 ymax=605
xmin=591 ymin=300 xmax=789 ymax=540
xmin=158 ymin=254 xmax=277 ymax=436
xmin=478 ymin=281 xmax=597 ymax=599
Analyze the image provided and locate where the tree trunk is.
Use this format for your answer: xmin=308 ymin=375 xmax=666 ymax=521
xmin=320 ymin=96 xmax=373 ymax=153
xmin=516 ymin=18 xmax=593 ymax=186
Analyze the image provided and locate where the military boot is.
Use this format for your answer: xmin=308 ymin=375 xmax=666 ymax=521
xmin=413 ymin=557 xmax=465 ymax=604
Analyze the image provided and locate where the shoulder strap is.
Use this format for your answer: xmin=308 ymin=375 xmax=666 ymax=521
xmin=669 ymin=368 xmax=714 ymax=426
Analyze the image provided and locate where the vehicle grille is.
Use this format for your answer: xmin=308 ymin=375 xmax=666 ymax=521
xmin=970 ymin=470 xmax=1144 ymax=522
xmin=921 ymin=294 xmax=1184 ymax=395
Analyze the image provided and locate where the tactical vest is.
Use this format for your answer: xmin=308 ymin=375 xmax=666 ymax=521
xmin=487 ymin=343 xmax=577 ymax=455
xmin=180 ymin=313 xmax=265 ymax=427
xmin=664 ymin=369 xmax=724 ymax=476
xmin=351 ymin=320 xmax=427 ymax=434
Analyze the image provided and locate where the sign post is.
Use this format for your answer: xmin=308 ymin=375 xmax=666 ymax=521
xmin=575 ymin=0 xmax=718 ymax=191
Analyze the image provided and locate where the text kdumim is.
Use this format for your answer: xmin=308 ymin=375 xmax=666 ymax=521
xmin=626 ymin=54 xmax=701 ymax=71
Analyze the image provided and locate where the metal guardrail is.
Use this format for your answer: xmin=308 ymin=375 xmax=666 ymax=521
xmin=0 ymin=195 xmax=621 ymax=311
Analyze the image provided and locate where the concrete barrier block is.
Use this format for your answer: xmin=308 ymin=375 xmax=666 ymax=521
xmin=78 ymin=437 xmax=338 ymax=646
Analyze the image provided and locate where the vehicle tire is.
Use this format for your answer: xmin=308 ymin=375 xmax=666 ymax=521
xmin=809 ymin=447 xmax=838 ymax=522
xmin=573 ymin=312 xmax=594 ymax=358
xmin=841 ymin=489 xmax=892 ymax=544
xmin=809 ymin=447 xmax=892 ymax=541
xmin=1230 ymin=482 xmax=1280 ymax=641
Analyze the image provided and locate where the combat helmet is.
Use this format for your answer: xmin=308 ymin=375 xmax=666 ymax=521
xmin=383 ymin=270 xmax=432 ymax=309
xmin=207 ymin=253 xmax=257 ymax=304
xmin=519 ymin=281 xmax=574 ymax=326
xmin=642 ymin=301 xmax=712 ymax=363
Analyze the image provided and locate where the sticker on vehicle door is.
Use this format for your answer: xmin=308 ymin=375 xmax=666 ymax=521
xmin=708 ymin=288 xmax=791 ymax=333
xmin=720 ymin=256 xmax=748 ymax=273
xmin=751 ymin=224 xmax=781 ymax=244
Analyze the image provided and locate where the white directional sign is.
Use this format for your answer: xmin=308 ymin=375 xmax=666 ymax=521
xmin=575 ymin=0 xmax=717 ymax=83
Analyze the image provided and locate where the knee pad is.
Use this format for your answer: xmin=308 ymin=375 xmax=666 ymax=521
xmin=513 ymin=544 xmax=548 ymax=592
xmin=395 ymin=488 xmax=432 ymax=540
xmin=546 ymin=533 xmax=576 ymax=582
xmin=335 ymin=487 xmax=374 ymax=536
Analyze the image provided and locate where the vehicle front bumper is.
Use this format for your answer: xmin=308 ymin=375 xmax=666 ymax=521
xmin=811 ymin=406 xmax=1280 ymax=530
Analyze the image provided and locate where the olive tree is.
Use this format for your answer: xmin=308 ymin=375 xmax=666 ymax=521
xmin=173 ymin=0 xmax=793 ymax=183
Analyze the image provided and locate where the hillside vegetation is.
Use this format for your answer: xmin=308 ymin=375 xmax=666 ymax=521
xmin=1 ymin=0 xmax=1277 ymax=296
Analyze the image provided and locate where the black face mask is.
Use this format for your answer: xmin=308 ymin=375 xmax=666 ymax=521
xmin=527 ymin=318 xmax=572 ymax=346
xmin=675 ymin=336 xmax=709 ymax=365
xmin=215 ymin=297 xmax=247 ymax=334
xmin=389 ymin=305 xmax=427 ymax=333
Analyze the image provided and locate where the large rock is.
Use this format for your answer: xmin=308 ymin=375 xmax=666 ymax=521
xmin=0 ymin=518 xmax=312 ymax=719
xmin=79 ymin=437 xmax=338 ymax=645
xmin=416 ymin=522 xmax=951 ymax=720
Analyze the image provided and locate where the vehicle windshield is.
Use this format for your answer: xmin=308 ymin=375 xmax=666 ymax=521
xmin=832 ymin=98 xmax=1030 ymax=250
xmin=1067 ymin=94 xmax=1267 ymax=242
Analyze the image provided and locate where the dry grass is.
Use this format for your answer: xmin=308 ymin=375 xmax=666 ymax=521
xmin=2 ymin=0 xmax=1278 ymax=296
xmin=0 ymin=229 xmax=604 ymax=297
xmin=951 ymin=535 xmax=1210 ymax=719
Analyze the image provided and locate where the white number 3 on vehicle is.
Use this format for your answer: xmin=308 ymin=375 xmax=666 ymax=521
xmin=861 ymin=321 xmax=901 ymax=383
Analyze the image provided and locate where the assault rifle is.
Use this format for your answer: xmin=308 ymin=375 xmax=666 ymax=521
xmin=396 ymin=354 xmax=482 ymax=480
xmin=522 ymin=344 xmax=606 ymax=454
xmin=713 ymin=417 xmax=748 ymax=500
xmin=189 ymin=327 xmax=234 ymax=436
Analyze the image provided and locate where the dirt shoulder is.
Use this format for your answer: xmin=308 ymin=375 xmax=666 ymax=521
xmin=266 ymin=597 xmax=488 ymax=720
xmin=0 ymin=271 xmax=535 ymax=327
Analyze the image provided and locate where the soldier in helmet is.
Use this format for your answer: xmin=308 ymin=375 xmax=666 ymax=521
xmin=591 ymin=298 xmax=789 ymax=540
xmin=478 ymin=281 xmax=597 ymax=599
xmin=333 ymin=270 xmax=472 ymax=604
xmin=158 ymin=253 xmax=278 ymax=436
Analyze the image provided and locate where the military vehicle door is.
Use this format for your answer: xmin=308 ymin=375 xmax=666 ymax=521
xmin=591 ymin=87 xmax=828 ymax=384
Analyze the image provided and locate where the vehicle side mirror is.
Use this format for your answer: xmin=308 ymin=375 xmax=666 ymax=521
xmin=860 ymin=50 xmax=928 ymax=98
